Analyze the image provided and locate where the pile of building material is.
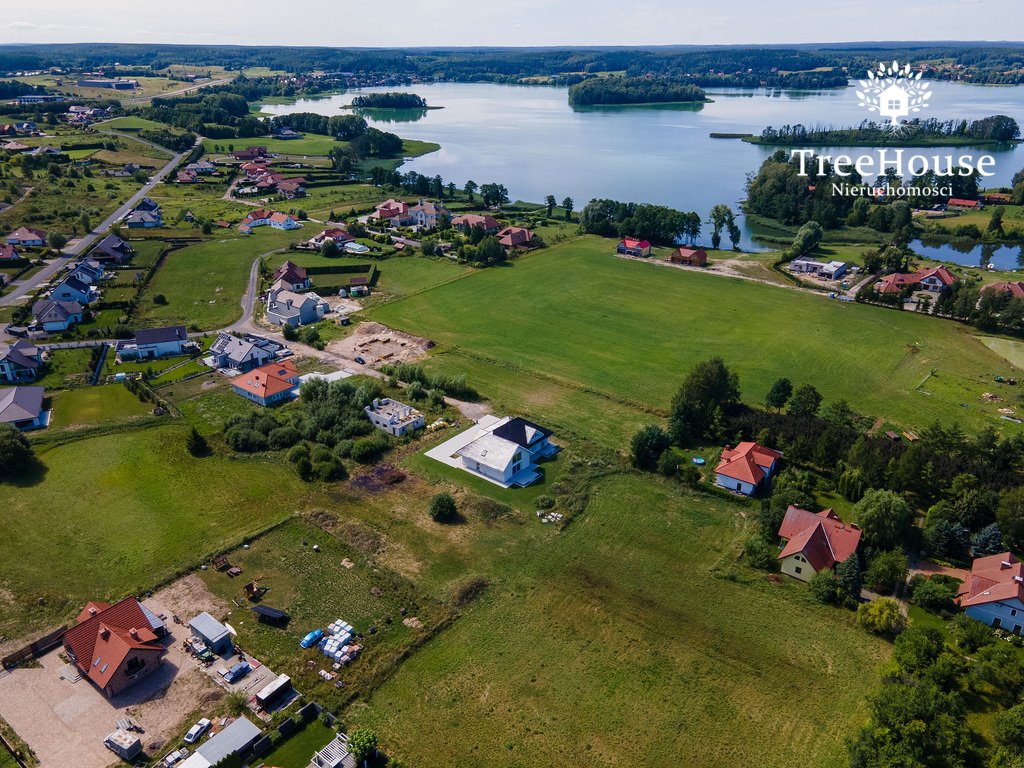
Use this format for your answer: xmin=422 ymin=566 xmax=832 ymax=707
xmin=319 ymin=619 xmax=363 ymax=666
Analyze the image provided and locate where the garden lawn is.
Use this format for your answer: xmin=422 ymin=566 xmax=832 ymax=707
xmin=34 ymin=348 xmax=94 ymax=389
xmin=253 ymin=720 xmax=336 ymax=768
xmin=349 ymin=474 xmax=889 ymax=768
xmin=369 ymin=235 xmax=1022 ymax=439
xmin=0 ymin=425 xmax=328 ymax=638
xmin=47 ymin=384 xmax=152 ymax=430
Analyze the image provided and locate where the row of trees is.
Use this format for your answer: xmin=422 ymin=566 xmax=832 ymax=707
xmin=579 ymin=198 xmax=702 ymax=245
xmin=756 ymin=115 xmax=1020 ymax=145
xmin=350 ymin=92 xmax=427 ymax=109
xmin=567 ymin=77 xmax=706 ymax=107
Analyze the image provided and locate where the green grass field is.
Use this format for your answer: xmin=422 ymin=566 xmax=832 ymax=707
xmin=350 ymin=474 xmax=888 ymax=768
xmin=0 ymin=425 xmax=328 ymax=637
xmin=34 ymin=349 xmax=95 ymax=389
xmin=255 ymin=720 xmax=336 ymax=768
xmin=204 ymin=133 xmax=345 ymax=157
xmin=369 ymin=236 xmax=1023 ymax=438
xmin=100 ymin=116 xmax=183 ymax=133
xmin=47 ymin=385 xmax=152 ymax=430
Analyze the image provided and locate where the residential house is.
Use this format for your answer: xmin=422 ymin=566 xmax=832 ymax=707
xmin=947 ymin=198 xmax=983 ymax=210
xmin=668 ymin=247 xmax=708 ymax=267
xmin=497 ymin=226 xmax=534 ymax=249
xmin=714 ymin=441 xmax=782 ymax=495
xmin=0 ymin=244 xmax=19 ymax=261
xmin=983 ymin=281 xmax=1024 ymax=300
xmin=62 ymin=597 xmax=167 ymax=698
xmin=776 ymin=506 xmax=861 ymax=582
xmin=5 ymin=226 xmax=46 ymax=247
xmin=789 ymin=258 xmax=848 ymax=279
xmin=273 ymin=261 xmax=311 ymax=291
xmin=874 ymin=265 xmax=958 ymax=294
xmin=238 ymin=208 xmax=273 ymax=234
xmin=124 ymin=210 xmax=161 ymax=229
xmin=188 ymin=612 xmax=234 ymax=656
xmin=448 ymin=416 xmax=556 ymax=488
xmin=0 ymin=141 xmax=30 ymax=153
xmin=31 ymin=299 xmax=84 ymax=332
xmin=451 ymin=214 xmax=500 ymax=234
xmin=309 ymin=228 xmax=354 ymax=249
xmin=617 ymin=237 xmax=652 ymax=257
xmin=269 ymin=212 xmax=301 ymax=230
xmin=178 ymin=717 xmax=262 ymax=768
xmin=982 ymin=192 xmax=1013 ymax=205
xmin=0 ymin=386 xmax=46 ymax=429
xmin=134 ymin=197 xmax=161 ymax=214
xmin=957 ymin=552 xmax=1024 ymax=633
xmin=117 ymin=325 xmax=191 ymax=360
xmin=371 ymin=199 xmax=414 ymax=226
xmin=176 ymin=170 xmax=198 ymax=184
xmin=89 ymin=234 xmax=134 ymax=264
xmin=272 ymin=126 xmax=303 ymax=140
xmin=409 ymin=199 xmax=449 ymax=229
xmin=69 ymin=259 xmax=105 ymax=285
xmin=233 ymin=146 xmax=269 ymax=161
xmin=0 ymin=340 xmax=42 ymax=383
xmin=76 ymin=78 xmax=138 ymax=89
xmin=265 ymin=287 xmax=329 ymax=327
xmin=231 ymin=359 xmax=300 ymax=406
xmin=208 ymin=332 xmax=274 ymax=371
xmin=51 ymin=275 xmax=97 ymax=305
xmin=184 ymin=160 xmax=216 ymax=175
xmin=276 ymin=179 xmax=306 ymax=199
xmin=365 ymin=397 xmax=424 ymax=437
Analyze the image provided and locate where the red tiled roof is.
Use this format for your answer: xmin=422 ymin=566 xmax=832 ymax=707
xmin=621 ymin=237 xmax=651 ymax=249
xmin=63 ymin=597 xmax=164 ymax=690
xmin=497 ymin=226 xmax=533 ymax=248
xmin=452 ymin=214 xmax=500 ymax=230
xmin=917 ymin=265 xmax=957 ymax=287
xmin=269 ymin=212 xmax=295 ymax=224
xmin=984 ymin=281 xmax=1024 ymax=299
xmin=948 ymin=198 xmax=981 ymax=207
xmin=958 ymin=552 xmax=1024 ymax=607
xmin=233 ymin=359 xmax=299 ymax=399
xmin=273 ymin=260 xmax=307 ymax=282
xmin=777 ymin=506 xmax=861 ymax=571
xmin=714 ymin=441 xmax=782 ymax=486
xmin=0 ymin=244 xmax=18 ymax=260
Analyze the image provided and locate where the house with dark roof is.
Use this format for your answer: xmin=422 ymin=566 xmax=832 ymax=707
xmin=124 ymin=210 xmax=162 ymax=229
xmin=51 ymin=275 xmax=97 ymax=305
xmin=617 ymin=237 xmax=652 ymax=258
xmin=117 ymin=325 xmax=191 ymax=360
xmin=31 ymin=299 xmax=84 ymax=332
xmin=0 ymin=385 xmax=46 ymax=429
xmin=208 ymin=332 xmax=274 ymax=371
xmin=90 ymin=234 xmax=134 ymax=264
xmin=714 ymin=441 xmax=782 ymax=495
xmin=957 ymin=552 xmax=1024 ymax=633
xmin=232 ymin=359 xmax=300 ymax=406
xmin=273 ymin=261 xmax=311 ymax=291
xmin=188 ymin=612 xmax=234 ymax=656
xmin=69 ymin=259 xmax=105 ymax=285
xmin=449 ymin=415 xmax=557 ymax=488
xmin=777 ymin=506 xmax=861 ymax=582
xmin=0 ymin=340 xmax=42 ymax=383
xmin=266 ymin=287 xmax=328 ymax=327
xmin=62 ymin=597 xmax=167 ymax=698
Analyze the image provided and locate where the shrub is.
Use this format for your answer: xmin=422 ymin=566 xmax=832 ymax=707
xmin=350 ymin=434 xmax=390 ymax=463
xmin=313 ymin=456 xmax=347 ymax=481
xmin=856 ymin=597 xmax=906 ymax=636
xmin=909 ymin=574 xmax=960 ymax=613
xmin=225 ymin=426 xmax=267 ymax=452
xmin=864 ymin=550 xmax=908 ymax=595
xmin=288 ymin=444 xmax=310 ymax=464
xmin=429 ymin=492 xmax=458 ymax=523
xmin=268 ymin=426 xmax=301 ymax=450
xmin=657 ymin=450 xmax=683 ymax=478
xmin=630 ymin=425 xmax=669 ymax=471
xmin=809 ymin=570 xmax=838 ymax=604
xmin=534 ymin=495 xmax=556 ymax=510
xmin=294 ymin=456 xmax=313 ymax=480
xmin=744 ymin=534 xmax=778 ymax=571
xmin=152 ymin=294 xmax=167 ymax=305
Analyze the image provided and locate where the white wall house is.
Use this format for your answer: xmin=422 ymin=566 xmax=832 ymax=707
xmin=365 ymin=398 xmax=425 ymax=437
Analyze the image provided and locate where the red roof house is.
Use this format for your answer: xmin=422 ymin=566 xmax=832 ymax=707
xmin=668 ymin=247 xmax=708 ymax=267
xmin=231 ymin=359 xmax=300 ymax=407
xmin=497 ymin=226 xmax=534 ymax=249
xmin=874 ymin=265 xmax=958 ymax=294
xmin=714 ymin=441 xmax=782 ymax=495
xmin=957 ymin=552 xmax=1024 ymax=632
xmin=983 ymin=281 xmax=1024 ymax=300
xmin=777 ymin=506 xmax=861 ymax=582
xmin=947 ymin=198 xmax=983 ymax=209
xmin=63 ymin=597 xmax=167 ymax=698
xmin=616 ymin=237 xmax=652 ymax=257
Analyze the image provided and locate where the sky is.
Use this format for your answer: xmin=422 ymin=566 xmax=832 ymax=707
xmin=0 ymin=0 xmax=1021 ymax=47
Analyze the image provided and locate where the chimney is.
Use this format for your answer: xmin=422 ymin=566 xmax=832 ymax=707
xmin=1003 ymin=561 xmax=1014 ymax=569
xmin=99 ymin=627 xmax=109 ymax=640
xmin=129 ymin=628 xmax=139 ymax=639
xmin=88 ymin=606 xmax=97 ymax=615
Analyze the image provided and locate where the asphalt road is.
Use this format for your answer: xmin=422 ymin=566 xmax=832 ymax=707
xmin=0 ymin=136 xmax=200 ymax=308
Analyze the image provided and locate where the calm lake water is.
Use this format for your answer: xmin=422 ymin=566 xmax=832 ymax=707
xmin=261 ymin=81 xmax=1024 ymax=256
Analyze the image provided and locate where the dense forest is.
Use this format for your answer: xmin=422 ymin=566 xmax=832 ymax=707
xmin=349 ymin=92 xmax=427 ymax=109
xmin=568 ymin=77 xmax=707 ymax=106
xmin=4 ymin=43 xmax=1024 ymax=85
xmin=753 ymin=115 xmax=1021 ymax=146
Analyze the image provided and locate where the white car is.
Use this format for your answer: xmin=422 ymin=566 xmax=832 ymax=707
xmin=183 ymin=718 xmax=211 ymax=744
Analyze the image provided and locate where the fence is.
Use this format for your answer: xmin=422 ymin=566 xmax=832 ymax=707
xmin=1 ymin=625 xmax=68 ymax=670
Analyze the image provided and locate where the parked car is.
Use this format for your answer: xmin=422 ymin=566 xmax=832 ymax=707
xmin=354 ymin=356 xmax=366 ymax=365
xmin=300 ymin=629 xmax=325 ymax=649
xmin=164 ymin=747 xmax=189 ymax=765
xmin=183 ymin=718 xmax=211 ymax=744
xmin=222 ymin=661 xmax=250 ymax=683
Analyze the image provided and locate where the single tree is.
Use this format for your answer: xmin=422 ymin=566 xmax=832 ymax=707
xmin=561 ymin=196 xmax=574 ymax=221
xmin=809 ymin=570 xmax=838 ymax=604
xmin=630 ymin=425 xmax=669 ymax=471
xmin=185 ymin=426 xmax=208 ymax=457
xmin=765 ymin=377 xmax=793 ymax=412
xmin=854 ymin=489 xmax=915 ymax=552
xmin=463 ymin=180 xmax=478 ymax=202
xmin=667 ymin=357 xmax=740 ymax=444
xmin=348 ymin=728 xmax=379 ymax=766
xmin=787 ymin=384 xmax=822 ymax=418
xmin=836 ymin=556 xmax=863 ymax=603
xmin=972 ymin=523 xmax=1005 ymax=557
xmin=0 ymin=423 xmax=34 ymax=482
xmin=545 ymin=195 xmax=557 ymax=218
xmin=429 ymin=492 xmax=458 ymax=523
xmin=864 ymin=550 xmax=908 ymax=595
xmin=856 ymin=597 xmax=906 ymax=636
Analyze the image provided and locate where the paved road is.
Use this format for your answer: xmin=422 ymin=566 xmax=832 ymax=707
xmin=120 ymin=77 xmax=233 ymax=105
xmin=0 ymin=136 xmax=200 ymax=308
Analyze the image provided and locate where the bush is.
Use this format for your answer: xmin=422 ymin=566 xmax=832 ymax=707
xmin=657 ymin=450 xmax=683 ymax=478
xmin=856 ymin=597 xmax=906 ymax=636
xmin=909 ymin=574 xmax=960 ymax=612
xmin=808 ymin=570 xmax=838 ymax=604
xmin=313 ymin=456 xmax=347 ymax=481
xmin=744 ymin=534 xmax=778 ymax=571
xmin=288 ymin=444 xmax=310 ymax=464
xmin=350 ymin=434 xmax=390 ymax=463
xmin=268 ymin=426 xmax=301 ymax=450
xmin=534 ymin=495 xmax=556 ymax=510
xmin=429 ymin=492 xmax=458 ymax=523
xmin=294 ymin=455 xmax=313 ymax=480
xmin=152 ymin=294 xmax=167 ymax=305
xmin=864 ymin=550 xmax=909 ymax=595
xmin=225 ymin=426 xmax=267 ymax=452
xmin=679 ymin=463 xmax=701 ymax=488
xmin=630 ymin=425 xmax=669 ymax=471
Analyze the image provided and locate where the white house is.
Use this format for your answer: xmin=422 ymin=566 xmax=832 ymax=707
xmin=426 ymin=415 xmax=556 ymax=488
xmin=364 ymin=398 xmax=424 ymax=437
xmin=269 ymin=212 xmax=301 ymax=230
xmin=714 ymin=441 xmax=782 ymax=495
xmin=208 ymin=332 xmax=274 ymax=371
xmin=118 ymin=326 xmax=191 ymax=360
xmin=408 ymin=200 xmax=449 ymax=229
xmin=31 ymin=299 xmax=84 ymax=332
xmin=5 ymin=226 xmax=46 ymax=247
xmin=265 ymin=288 xmax=328 ymax=327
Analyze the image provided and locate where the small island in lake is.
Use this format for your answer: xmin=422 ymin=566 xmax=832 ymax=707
xmin=744 ymin=115 xmax=1020 ymax=147
xmin=567 ymin=76 xmax=709 ymax=107
xmin=342 ymin=91 xmax=441 ymax=109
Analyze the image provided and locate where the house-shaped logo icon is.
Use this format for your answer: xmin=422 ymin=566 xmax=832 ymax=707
xmin=855 ymin=61 xmax=932 ymax=131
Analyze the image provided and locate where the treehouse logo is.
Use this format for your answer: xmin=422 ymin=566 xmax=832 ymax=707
xmin=856 ymin=61 xmax=932 ymax=131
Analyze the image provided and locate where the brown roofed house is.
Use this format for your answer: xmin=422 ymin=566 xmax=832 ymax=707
xmin=777 ymin=506 xmax=861 ymax=582
xmin=668 ymin=247 xmax=707 ymax=267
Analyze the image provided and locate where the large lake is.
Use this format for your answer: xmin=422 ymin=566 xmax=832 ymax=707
xmin=261 ymin=81 xmax=1024 ymax=255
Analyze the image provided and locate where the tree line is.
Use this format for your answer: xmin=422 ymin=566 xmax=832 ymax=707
xmin=350 ymin=92 xmax=427 ymax=109
xmin=579 ymin=198 xmax=702 ymax=245
xmin=754 ymin=115 xmax=1020 ymax=146
xmin=568 ymin=77 xmax=706 ymax=107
